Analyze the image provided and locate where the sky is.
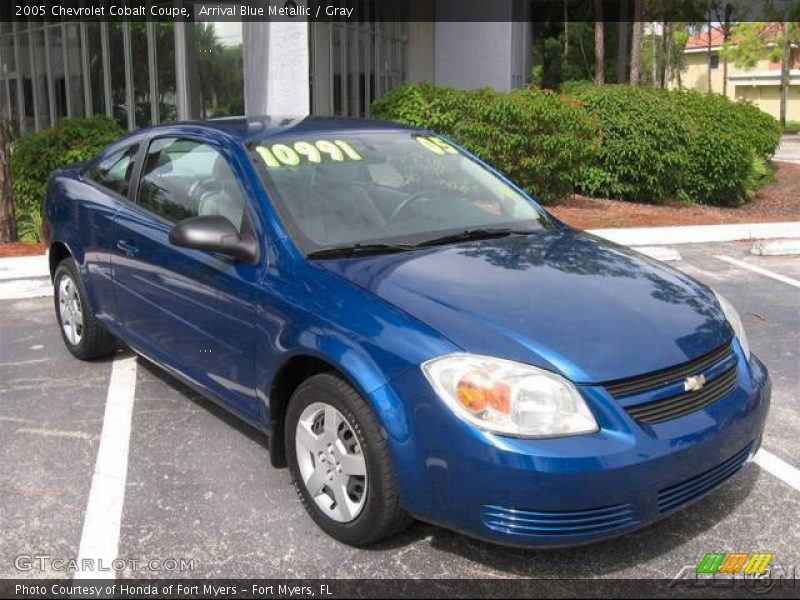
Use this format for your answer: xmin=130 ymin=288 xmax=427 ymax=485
xmin=211 ymin=21 xmax=243 ymax=47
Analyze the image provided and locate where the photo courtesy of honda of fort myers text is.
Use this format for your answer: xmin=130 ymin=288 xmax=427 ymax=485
xmin=0 ymin=0 xmax=799 ymax=598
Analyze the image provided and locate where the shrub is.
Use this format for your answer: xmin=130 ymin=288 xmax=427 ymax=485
xmin=372 ymin=83 xmax=598 ymax=203
xmin=565 ymin=83 xmax=780 ymax=206
xmin=675 ymin=89 xmax=780 ymax=205
xmin=563 ymin=83 xmax=691 ymax=203
xmin=373 ymin=82 xmax=780 ymax=207
xmin=10 ymin=116 xmax=124 ymax=241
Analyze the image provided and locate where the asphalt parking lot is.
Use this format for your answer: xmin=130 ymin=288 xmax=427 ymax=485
xmin=1 ymin=240 xmax=798 ymax=580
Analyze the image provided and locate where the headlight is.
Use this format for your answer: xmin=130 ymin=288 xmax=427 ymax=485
xmin=713 ymin=290 xmax=750 ymax=360
xmin=421 ymin=354 xmax=598 ymax=438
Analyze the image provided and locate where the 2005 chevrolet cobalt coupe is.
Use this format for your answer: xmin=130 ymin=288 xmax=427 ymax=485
xmin=44 ymin=117 xmax=770 ymax=547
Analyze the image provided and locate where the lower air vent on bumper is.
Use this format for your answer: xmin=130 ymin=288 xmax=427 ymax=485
xmin=657 ymin=443 xmax=753 ymax=513
xmin=481 ymin=503 xmax=639 ymax=537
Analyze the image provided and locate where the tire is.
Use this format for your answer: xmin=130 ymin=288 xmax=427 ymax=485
xmin=286 ymin=373 xmax=411 ymax=546
xmin=53 ymin=258 xmax=117 ymax=360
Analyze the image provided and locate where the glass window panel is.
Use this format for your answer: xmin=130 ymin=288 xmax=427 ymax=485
xmin=155 ymin=21 xmax=177 ymax=123
xmin=191 ymin=22 xmax=243 ymax=119
xmin=18 ymin=32 xmax=33 ymax=131
xmin=30 ymin=29 xmax=49 ymax=128
xmin=65 ymin=24 xmax=83 ymax=117
xmin=0 ymin=34 xmax=15 ymax=77
xmin=369 ymin=33 xmax=376 ymax=106
xmin=359 ymin=30 xmax=367 ymax=117
xmin=86 ymin=23 xmax=104 ymax=116
xmin=8 ymin=78 xmax=19 ymax=125
xmin=109 ymin=22 xmax=127 ymax=128
xmin=332 ymin=26 xmax=342 ymax=116
xmin=348 ymin=27 xmax=358 ymax=116
xmin=131 ymin=23 xmax=151 ymax=128
xmin=49 ymin=26 xmax=67 ymax=120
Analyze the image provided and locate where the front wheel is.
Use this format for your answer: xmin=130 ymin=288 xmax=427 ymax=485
xmin=286 ymin=373 xmax=411 ymax=546
xmin=53 ymin=258 xmax=117 ymax=360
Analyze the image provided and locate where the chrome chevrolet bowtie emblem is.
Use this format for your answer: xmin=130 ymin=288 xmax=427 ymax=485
xmin=684 ymin=374 xmax=706 ymax=392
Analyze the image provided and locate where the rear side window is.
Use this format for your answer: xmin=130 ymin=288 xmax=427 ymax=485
xmin=137 ymin=137 xmax=246 ymax=231
xmin=87 ymin=144 xmax=139 ymax=197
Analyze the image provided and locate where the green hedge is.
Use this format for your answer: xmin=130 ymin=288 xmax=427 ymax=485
xmin=372 ymin=83 xmax=599 ymax=203
xmin=11 ymin=116 xmax=124 ymax=241
xmin=373 ymin=82 xmax=781 ymax=207
xmin=565 ymin=83 xmax=781 ymax=205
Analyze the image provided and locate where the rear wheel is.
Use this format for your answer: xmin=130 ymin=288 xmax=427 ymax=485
xmin=286 ymin=373 xmax=411 ymax=546
xmin=53 ymin=258 xmax=117 ymax=360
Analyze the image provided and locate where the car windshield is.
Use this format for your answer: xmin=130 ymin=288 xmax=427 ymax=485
xmin=248 ymin=131 xmax=552 ymax=255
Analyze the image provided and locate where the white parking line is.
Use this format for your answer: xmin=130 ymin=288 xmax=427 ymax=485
xmin=715 ymin=255 xmax=800 ymax=289
xmin=755 ymin=450 xmax=800 ymax=493
xmin=74 ymin=354 xmax=138 ymax=580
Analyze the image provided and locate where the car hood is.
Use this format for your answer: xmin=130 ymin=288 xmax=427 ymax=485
xmin=317 ymin=230 xmax=732 ymax=384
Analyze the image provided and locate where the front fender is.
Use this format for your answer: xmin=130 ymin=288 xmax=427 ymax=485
xmin=256 ymin=249 xmax=459 ymax=469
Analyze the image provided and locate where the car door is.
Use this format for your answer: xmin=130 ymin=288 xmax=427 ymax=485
xmin=78 ymin=143 xmax=141 ymax=324
xmin=111 ymin=135 xmax=263 ymax=423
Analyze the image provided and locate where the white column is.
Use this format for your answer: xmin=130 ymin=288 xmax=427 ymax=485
xmin=434 ymin=22 xmax=515 ymax=92
xmin=244 ymin=22 xmax=310 ymax=116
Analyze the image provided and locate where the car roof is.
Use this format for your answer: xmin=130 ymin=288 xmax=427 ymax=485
xmin=150 ymin=116 xmax=421 ymax=144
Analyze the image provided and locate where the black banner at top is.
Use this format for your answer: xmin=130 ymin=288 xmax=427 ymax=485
xmin=1 ymin=0 xmax=799 ymax=23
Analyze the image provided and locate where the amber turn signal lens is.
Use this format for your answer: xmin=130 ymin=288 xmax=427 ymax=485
xmin=455 ymin=369 xmax=511 ymax=414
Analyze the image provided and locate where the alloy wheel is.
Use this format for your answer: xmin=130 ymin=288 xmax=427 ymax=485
xmin=58 ymin=274 xmax=84 ymax=346
xmin=294 ymin=401 xmax=368 ymax=523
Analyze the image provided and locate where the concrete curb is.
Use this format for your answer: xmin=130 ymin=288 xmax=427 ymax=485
xmin=0 ymin=254 xmax=48 ymax=281
xmin=751 ymin=239 xmax=800 ymax=256
xmin=589 ymin=222 xmax=800 ymax=246
xmin=0 ymin=254 xmax=50 ymax=300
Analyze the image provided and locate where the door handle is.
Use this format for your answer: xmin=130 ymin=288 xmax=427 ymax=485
xmin=116 ymin=240 xmax=139 ymax=258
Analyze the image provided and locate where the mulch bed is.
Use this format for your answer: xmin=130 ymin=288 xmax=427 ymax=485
xmin=549 ymin=162 xmax=800 ymax=229
xmin=0 ymin=242 xmax=45 ymax=258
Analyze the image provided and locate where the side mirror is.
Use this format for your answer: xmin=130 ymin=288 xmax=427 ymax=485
xmin=169 ymin=215 xmax=258 ymax=264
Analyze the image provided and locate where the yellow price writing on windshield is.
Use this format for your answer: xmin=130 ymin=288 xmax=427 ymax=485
xmin=255 ymin=139 xmax=363 ymax=169
xmin=415 ymin=135 xmax=459 ymax=155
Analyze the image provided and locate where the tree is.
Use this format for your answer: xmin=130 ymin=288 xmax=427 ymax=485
xmin=725 ymin=17 xmax=800 ymax=126
xmin=630 ymin=0 xmax=644 ymax=83
xmin=0 ymin=120 xmax=16 ymax=243
xmin=706 ymin=20 xmax=715 ymax=92
xmin=594 ymin=0 xmax=605 ymax=84
xmin=708 ymin=1 xmax=749 ymax=96
xmin=617 ymin=2 xmax=629 ymax=83
xmin=666 ymin=24 xmax=691 ymax=87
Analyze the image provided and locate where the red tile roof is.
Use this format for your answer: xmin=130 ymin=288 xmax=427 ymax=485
xmin=685 ymin=22 xmax=783 ymax=50
xmin=686 ymin=27 xmax=725 ymax=49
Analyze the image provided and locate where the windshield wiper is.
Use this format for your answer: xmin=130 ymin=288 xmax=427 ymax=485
xmin=307 ymin=242 xmax=415 ymax=260
xmin=413 ymin=227 xmax=536 ymax=248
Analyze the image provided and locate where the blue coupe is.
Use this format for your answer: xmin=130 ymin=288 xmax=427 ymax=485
xmin=43 ymin=117 xmax=770 ymax=547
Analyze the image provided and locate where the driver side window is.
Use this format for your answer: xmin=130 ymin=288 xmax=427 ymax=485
xmin=137 ymin=137 xmax=247 ymax=231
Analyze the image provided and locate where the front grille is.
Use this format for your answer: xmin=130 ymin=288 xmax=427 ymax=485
xmin=626 ymin=364 xmax=739 ymax=424
xmin=657 ymin=443 xmax=753 ymax=513
xmin=481 ymin=503 xmax=639 ymax=537
xmin=603 ymin=341 xmax=733 ymax=398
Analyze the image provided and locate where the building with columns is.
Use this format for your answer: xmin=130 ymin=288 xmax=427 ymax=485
xmin=0 ymin=6 xmax=532 ymax=133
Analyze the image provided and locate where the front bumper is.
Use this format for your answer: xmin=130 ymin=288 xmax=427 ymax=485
xmin=377 ymin=349 xmax=770 ymax=548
